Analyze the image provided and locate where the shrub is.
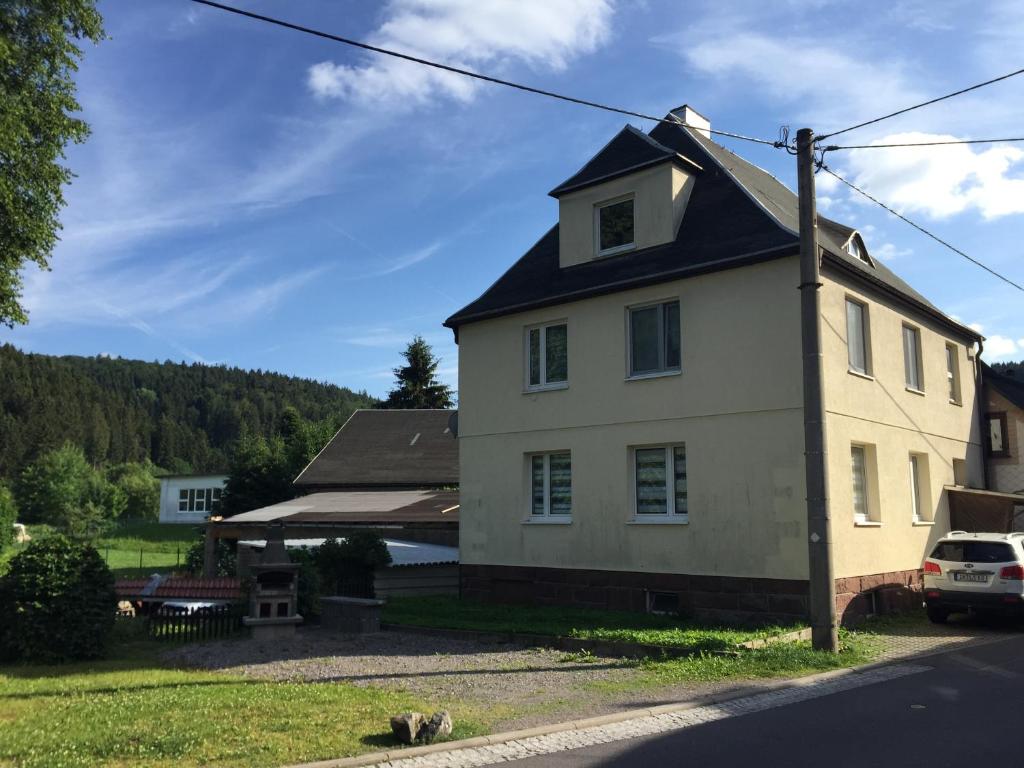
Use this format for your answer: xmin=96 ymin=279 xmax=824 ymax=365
xmin=315 ymin=532 xmax=391 ymax=596
xmin=0 ymin=535 xmax=117 ymax=662
xmin=0 ymin=483 xmax=16 ymax=551
xmin=184 ymin=538 xmax=237 ymax=576
xmin=290 ymin=547 xmax=322 ymax=621
xmin=106 ymin=462 xmax=160 ymax=520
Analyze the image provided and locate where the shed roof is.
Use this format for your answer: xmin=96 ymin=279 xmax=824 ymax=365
xmin=294 ymin=409 xmax=458 ymax=489
xmin=225 ymin=489 xmax=459 ymax=526
xmin=445 ymin=112 xmax=979 ymax=344
xmin=239 ymin=537 xmax=459 ymax=567
xmin=984 ymin=363 xmax=1024 ymax=411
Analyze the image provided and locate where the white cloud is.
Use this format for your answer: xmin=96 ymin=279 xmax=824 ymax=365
xmin=985 ymin=335 xmax=1021 ymax=360
xmin=844 ymin=133 xmax=1024 ymax=220
xmin=307 ymin=0 xmax=614 ymax=106
xmin=872 ymin=242 xmax=912 ymax=261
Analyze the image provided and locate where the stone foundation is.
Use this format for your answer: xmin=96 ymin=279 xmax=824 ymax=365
xmin=460 ymin=564 xmax=809 ymax=624
xmin=835 ymin=568 xmax=923 ymax=624
xmin=461 ymin=564 xmax=924 ymax=626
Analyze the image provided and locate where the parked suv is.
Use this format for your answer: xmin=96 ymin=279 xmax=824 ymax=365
xmin=923 ymin=531 xmax=1024 ymax=623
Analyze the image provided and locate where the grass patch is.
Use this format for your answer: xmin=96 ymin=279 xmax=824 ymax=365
xmin=383 ymin=596 xmax=803 ymax=651
xmin=0 ymin=641 xmax=487 ymax=768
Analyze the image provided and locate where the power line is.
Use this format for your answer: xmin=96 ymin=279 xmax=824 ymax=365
xmin=819 ymin=165 xmax=1024 ymax=293
xmin=825 ymin=136 xmax=1024 ymax=150
xmin=817 ymin=66 xmax=1024 ymax=141
xmin=187 ymin=0 xmax=784 ymax=147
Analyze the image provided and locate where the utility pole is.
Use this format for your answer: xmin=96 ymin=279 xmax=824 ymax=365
xmin=796 ymin=128 xmax=839 ymax=652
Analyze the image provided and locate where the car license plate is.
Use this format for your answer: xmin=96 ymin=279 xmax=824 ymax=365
xmin=954 ymin=573 xmax=987 ymax=583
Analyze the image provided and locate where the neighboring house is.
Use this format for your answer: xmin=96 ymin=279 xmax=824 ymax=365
xmin=158 ymin=473 xmax=228 ymax=524
xmin=982 ymin=364 xmax=1024 ymax=494
xmin=206 ymin=410 xmax=460 ymax=589
xmin=445 ymin=105 xmax=984 ymax=624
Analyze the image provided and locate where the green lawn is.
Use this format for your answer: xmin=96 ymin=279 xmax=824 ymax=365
xmin=0 ymin=642 xmax=486 ymax=768
xmin=383 ymin=596 xmax=805 ymax=651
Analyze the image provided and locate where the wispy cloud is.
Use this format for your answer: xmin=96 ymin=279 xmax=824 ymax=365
xmin=307 ymin=0 xmax=614 ymax=106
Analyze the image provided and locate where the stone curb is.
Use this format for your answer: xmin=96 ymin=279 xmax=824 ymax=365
xmin=281 ymin=662 xmax=888 ymax=768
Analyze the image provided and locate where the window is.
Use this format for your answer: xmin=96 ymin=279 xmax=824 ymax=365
xmin=845 ymin=298 xmax=869 ymax=375
xmin=909 ymin=454 xmax=923 ymax=522
xmin=633 ymin=444 xmax=688 ymax=519
xmin=530 ymin=452 xmax=572 ymax=516
xmin=945 ymin=344 xmax=961 ymax=403
xmin=902 ymin=324 xmax=923 ymax=391
xmin=987 ymin=412 xmax=1010 ymax=457
xmin=177 ymin=486 xmax=222 ymax=514
xmin=846 ymin=238 xmax=869 ymax=264
xmin=526 ymin=322 xmax=568 ymax=390
xmin=595 ymin=196 xmax=635 ymax=256
xmin=930 ymin=540 xmax=1015 ymax=563
xmin=628 ymin=300 xmax=681 ymax=377
xmin=851 ymin=445 xmax=869 ymax=523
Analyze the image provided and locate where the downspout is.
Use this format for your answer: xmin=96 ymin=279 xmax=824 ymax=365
xmin=975 ymin=337 xmax=988 ymax=490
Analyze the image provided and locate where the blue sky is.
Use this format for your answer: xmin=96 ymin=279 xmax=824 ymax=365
xmin=5 ymin=0 xmax=1024 ymax=397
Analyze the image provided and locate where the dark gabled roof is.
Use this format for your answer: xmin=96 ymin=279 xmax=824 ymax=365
xmin=294 ymin=409 xmax=458 ymax=489
xmin=445 ymin=113 xmax=980 ymax=343
xmin=548 ymin=126 xmax=698 ymax=197
xmin=984 ymin=363 xmax=1024 ymax=410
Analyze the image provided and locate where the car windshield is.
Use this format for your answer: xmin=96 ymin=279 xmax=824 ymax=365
xmin=930 ymin=541 xmax=1016 ymax=563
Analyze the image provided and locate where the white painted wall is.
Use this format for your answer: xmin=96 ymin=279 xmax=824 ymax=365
xmin=158 ymin=475 xmax=228 ymax=524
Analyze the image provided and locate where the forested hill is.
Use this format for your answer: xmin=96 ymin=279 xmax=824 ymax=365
xmin=0 ymin=344 xmax=376 ymax=478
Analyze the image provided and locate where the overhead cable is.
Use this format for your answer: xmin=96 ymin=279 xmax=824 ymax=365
xmin=825 ymin=136 xmax=1024 ymax=150
xmin=187 ymin=0 xmax=783 ymax=147
xmin=819 ymin=165 xmax=1024 ymax=293
xmin=817 ymin=66 xmax=1024 ymax=141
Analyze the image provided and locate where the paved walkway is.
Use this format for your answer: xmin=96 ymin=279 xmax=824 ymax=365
xmin=867 ymin=617 xmax=1018 ymax=662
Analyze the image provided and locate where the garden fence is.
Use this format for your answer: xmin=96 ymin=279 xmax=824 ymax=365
xmin=148 ymin=603 xmax=244 ymax=643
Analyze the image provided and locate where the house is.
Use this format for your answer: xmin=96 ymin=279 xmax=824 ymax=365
xmin=205 ymin=409 xmax=459 ymax=594
xmin=982 ymin=363 xmax=1024 ymax=494
xmin=158 ymin=473 xmax=228 ymax=524
xmin=445 ymin=105 xmax=984 ymax=624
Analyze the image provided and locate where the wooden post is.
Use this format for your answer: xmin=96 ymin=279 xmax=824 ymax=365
xmin=202 ymin=526 xmax=218 ymax=577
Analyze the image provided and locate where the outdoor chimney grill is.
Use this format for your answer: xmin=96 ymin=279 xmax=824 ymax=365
xmin=242 ymin=523 xmax=302 ymax=640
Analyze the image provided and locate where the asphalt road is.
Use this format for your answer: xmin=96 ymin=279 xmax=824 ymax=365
xmin=507 ymin=634 xmax=1024 ymax=768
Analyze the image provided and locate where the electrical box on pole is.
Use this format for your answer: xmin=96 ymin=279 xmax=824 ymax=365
xmin=796 ymin=128 xmax=839 ymax=652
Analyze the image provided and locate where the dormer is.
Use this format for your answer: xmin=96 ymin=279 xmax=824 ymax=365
xmin=549 ymin=124 xmax=702 ymax=269
xmin=842 ymin=231 xmax=873 ymax=267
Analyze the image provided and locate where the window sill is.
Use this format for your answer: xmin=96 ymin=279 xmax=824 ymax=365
xmin=628 ymin=517 xmax=689 ymax=525
xmin=847 ymin=369 xmax=875 ymax=381
xmin=626 ymin=369 xmax=682 ymax=382
xmin=948 ymin=399 xmax=962 ymax=407
xmin=854 ymin=520 xmax=882 ymax=527
xmin=595 ymin=243 xmax=636 ymax=259
xmin=522 ymin=517 xmax=573 ymax=525
xmin=905 ymin=387 xmax=926 ymax=397
xmin=524 ymin=382 xmax=569 ymax=394
xmin=912 ymin=520 xmax=936 ymax=526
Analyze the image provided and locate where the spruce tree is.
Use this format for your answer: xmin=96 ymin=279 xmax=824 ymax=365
xmin=383 ymin=337 xmax=454 ymax=409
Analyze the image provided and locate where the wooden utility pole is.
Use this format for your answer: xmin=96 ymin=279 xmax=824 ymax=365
xmin=796 ymin=128 xmax=839 ymax=652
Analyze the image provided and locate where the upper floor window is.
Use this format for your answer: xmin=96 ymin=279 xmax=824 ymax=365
xmin=986 ymin=412 xmax=1009 ymax=457
xmin=902 ymin=324 xmax=923 ymax=392
xmin=526 ymin=322 xmax=568 ymax=390
xmin=846 ymin=238 xmax=869 ymax=264
xmin=595 ymin=195 xmax=635 ymax=257
xmin=945 ymin=344 xmax=961 ymax=404
xmin=530 ymin=452 xmax=572 ymax=517
xmin=845 ymin=298 xmax=870 ymax=375
xmin=628 ymin=300 xmax=681 ymax=378
xmin=633 ymin=444 xmax=688 ymax=519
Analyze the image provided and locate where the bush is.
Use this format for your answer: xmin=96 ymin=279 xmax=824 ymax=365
xmin=0 ymin=483 xmax=16 ymax=551
xmin=315 ymin=532 xmax=391 ymax=596
xmin=106 ymin=462 xmax=160 ymax=520
xmin=0 ymin=535 xmax=117 ymax=662
xmin=184 ymin=538 xmax=237 ymax=576
xmin=290 ymin=547 xmax=322 ymax=621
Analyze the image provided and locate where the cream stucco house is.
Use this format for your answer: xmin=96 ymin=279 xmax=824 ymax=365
xmin=444 ymin=106 xmax=985 ymax=623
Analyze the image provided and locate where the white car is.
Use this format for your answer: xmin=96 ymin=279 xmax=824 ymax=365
xmin=923 ymin=531 xmax=1024 ymax=623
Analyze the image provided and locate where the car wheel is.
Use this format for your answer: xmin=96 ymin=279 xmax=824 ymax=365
xmin=927 ymin=606 xmax=949 ymax=624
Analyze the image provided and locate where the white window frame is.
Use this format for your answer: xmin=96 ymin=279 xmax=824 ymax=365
xmin=909 ymin=454 xmax=922 ymax=523
xmin=524 ymin=321 xmax=569 ymax=392
xmin=845 ymin=297 xmax=871 ymax=376
xmin=945 ymin=343 xmax=961 ymax=404
xmin=630 ymin=443 xmax=688 ymax=522
xmin=528 ymin=451 xmax=572 ymax=519
xmin=626 ymin=299 xmax=681 ymax=379
xmin=594 ymin=193 xmax=636 ymax=258
xmin=178 ymin=489 xmax=188 ymax=513
xmin=851 ymin=444 xmax=878 ymax=524
xmin=903 ymin=324 xmax=924 ymax=392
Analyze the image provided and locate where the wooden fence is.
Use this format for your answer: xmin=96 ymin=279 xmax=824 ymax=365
xmin=148 ymin=603 xmax=244 ymax=643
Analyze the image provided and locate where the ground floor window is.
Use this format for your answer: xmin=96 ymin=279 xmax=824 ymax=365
xmin=530 ymin=452 xmax=571 ymax=516
xmin=633 ymin=444 xmax=688 ymax=519
xmin=178 ymin=487 xmax=222 ymax=513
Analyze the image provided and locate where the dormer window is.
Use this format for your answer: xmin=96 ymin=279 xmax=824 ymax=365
xmin=846 ymin=237 xmax=870 ymax=265
xmin=595 ymin=195 xmax=635 ymax=257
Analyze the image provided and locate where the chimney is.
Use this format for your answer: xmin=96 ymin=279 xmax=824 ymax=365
xmin=671 ymin=104 xmax=711 ymax=140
